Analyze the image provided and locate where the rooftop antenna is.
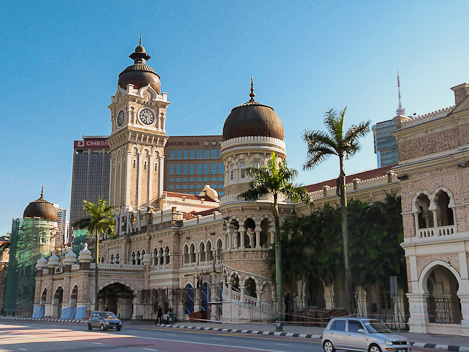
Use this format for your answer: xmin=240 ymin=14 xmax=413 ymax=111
xmin=249 ymin=76 xmax=255 ymax=102
xmin=396 ymin=70 xmax=406 ymax=117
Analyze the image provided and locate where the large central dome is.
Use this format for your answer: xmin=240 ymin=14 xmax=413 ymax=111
xmin=118 ymin=39 xmax=161 ymax=93
xmin=222 ymin=80 xmax=284 ymax=141
xmin=23 ymin=188 xmax=57 ymax=221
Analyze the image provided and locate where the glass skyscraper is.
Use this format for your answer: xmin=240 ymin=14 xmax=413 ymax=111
xmin=372 ymin=119 xmax=398 ymax=167
xmin=69 ymin=136 xmax=111 ymax=235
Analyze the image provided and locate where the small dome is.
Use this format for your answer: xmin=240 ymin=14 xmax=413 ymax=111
xmin=135 ymin=44 xmax=145 ymax=53
xmin=36 ymin=254 xmax=47 ymax=269
xmin=78 ymin=243 xmax=92 ymax=263
xmin=118 ymin=40 xmax=161 ymax=93
xmin=23 ymin=187 xmax=57 ymax=221
xmin=64 ymin=249 xmax=77 ymax=266
xmin=222 ymin=80 xmax=284 ymax=141
xmin=48 ymin=251 xmax=60 ymax=268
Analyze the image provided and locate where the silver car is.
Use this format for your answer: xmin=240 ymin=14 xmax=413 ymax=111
xmin=322 ymin=317 xmax=411 ymax=352
xmin=88 ymin=311 xmax=122 ymax=331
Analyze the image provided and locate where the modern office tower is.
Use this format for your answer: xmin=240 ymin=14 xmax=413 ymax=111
xmin=69 ymin=136 xmax=111 ymax=234
xmin=54 ymin=206 xmax=68 ymax=246
xmin=163 ymin=135 xmax=224 ymax=196
xmin=372 ymin=120 xmax=398 ymax=167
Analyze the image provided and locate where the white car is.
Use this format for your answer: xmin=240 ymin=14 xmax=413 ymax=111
xmin=322 ymin=317 xmax=411 ymax=352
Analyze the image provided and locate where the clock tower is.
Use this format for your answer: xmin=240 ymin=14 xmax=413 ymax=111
xmin=108 ymin=40 xmax=169 ymax=212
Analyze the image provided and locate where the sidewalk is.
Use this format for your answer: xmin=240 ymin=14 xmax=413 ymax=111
xmin=2 ymin=317 xmax=469 ymax=351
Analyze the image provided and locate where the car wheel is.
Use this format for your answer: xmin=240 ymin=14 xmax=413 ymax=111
xmin=100 ymin=324 xmax=106 ymax=331
xmin=88 ymin=323 xmax=92 ymax=331
xmin=117 ymin=326 xmax=121 ymax=331
xmin=323 ymin=340 xmax=335 ymax=352
xmin=369 ymin=344 xmax=382 ymax=352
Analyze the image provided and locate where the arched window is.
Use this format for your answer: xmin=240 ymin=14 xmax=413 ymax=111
xmin=239 ymin=161 xmax=246 ymax=179
xmin=116 ymin=253 xmax=120 ymax=264
xmin=165 ymin=246 xmax=170 ymax=265
xmin=110 ymin=254 xmax=114 ymax=264
xmin=190 ymin=244 xmax=196 ymax=263
xmin=153 ymin=248 xmax=158 ymax=266
xmin=136 ymin=251 xmax=141 ymax=265
xmin=200 ymin=242 xmax=206 ymax=262
xmin=159 ymin=247 xmax=164 ymax=265
xmin=131 ymin=252 xmax=136 ymax=265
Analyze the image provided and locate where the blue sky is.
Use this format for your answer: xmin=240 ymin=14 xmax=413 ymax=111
xmin=1 ymin=0 xmax=467 ymax=235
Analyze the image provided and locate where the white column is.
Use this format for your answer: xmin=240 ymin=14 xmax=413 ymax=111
xmin=413 ymin=213 xmax=420 ymax=237
xmin=255 ymin=231 xmax=261 ymax=249
xmin=240 ymin=227 xmax=245 ymax=249
xmin=407 ymin=292 xmax=429 ymax=333
xmin=239 ymin=282 xmax=245 ymax=303
xmin=137 ymin=152 xmax=142 ymax=207
xmin=125 ymin=151 xmax=132 ymax=207
xmin=148 ymin=153 xmax=153 ymax=206
xmin=159 ymin=155 xmax=164 ymax=198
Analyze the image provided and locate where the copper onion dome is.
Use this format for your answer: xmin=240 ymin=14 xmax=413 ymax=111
xmin=118 ymin=38 xmax=161 ymax=93
xmin=23 ymin=187 xmax=57 ymax=221
xmin=222 ymin=78 xmax=284 ymax=141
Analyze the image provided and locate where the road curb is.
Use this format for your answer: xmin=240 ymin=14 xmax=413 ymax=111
xmin=0 ymin=316 xmax=86 ymax=324
xmin=155 ymin=323 xmax=469 ymax=351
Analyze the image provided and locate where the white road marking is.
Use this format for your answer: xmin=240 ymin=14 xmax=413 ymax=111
xmin=92 ymin=342 xmax=102 ymax=344
xmin=18 ymin=349 xmax=28 ymax=351
xmin=143 ymin=349 xmax=159 ymax=351
xmin=120 ymin=335 xmax=285 ymax=352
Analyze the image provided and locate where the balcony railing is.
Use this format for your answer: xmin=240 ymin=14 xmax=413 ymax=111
xmin=418 ymin=225 xmax=455 ymax=239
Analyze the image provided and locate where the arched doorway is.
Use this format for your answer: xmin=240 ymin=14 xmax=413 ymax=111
xmin=305 ymin=279 xmax=326 ymax=309
xmin=183 ymin=283 xmax=194 ymax=314
xmin=53 ymin=287 xmax=63 ymax=319
xmin=98 ymin=283 xmax=135 ymax=319
xmin=426 ymin=265 xmax=461 ymax=324
xmin=245 ymin=278 xmax=257 ymax=298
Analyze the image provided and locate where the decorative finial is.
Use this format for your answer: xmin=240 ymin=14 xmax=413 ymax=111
xmin=396 ymin=70 xmax=406 ymax=117
xmin=41 ymin=185 xmax=44 ymax=198
xmin=249 ymin=76 xmax=255 ymax=102
xmin=139 ymin=33 xmax=142 ymax=46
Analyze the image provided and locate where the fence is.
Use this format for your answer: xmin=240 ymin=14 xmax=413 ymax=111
xmin=427 ymin=297 xmax=462 ymax=324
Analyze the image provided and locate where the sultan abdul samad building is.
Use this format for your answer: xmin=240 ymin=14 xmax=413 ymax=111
xmin=31 ymin=41 xmax=401 ymax=323
xmin=31 ymin=40 xmax=469 ymax=337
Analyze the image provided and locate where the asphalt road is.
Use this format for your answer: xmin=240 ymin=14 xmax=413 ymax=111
xmin=0 ymin=321 xmax=439 ymax=352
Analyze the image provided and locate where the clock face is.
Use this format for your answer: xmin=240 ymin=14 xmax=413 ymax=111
xmin=117 ymin=110 xmax=125 ymax=127
xmin=139 ymin=108 xmax=155 ymax=125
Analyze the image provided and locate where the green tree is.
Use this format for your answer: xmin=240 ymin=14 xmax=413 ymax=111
xmin=303 ymin=108 xmax=370 ymax=313
xmin=238 ymin=152 xmax=310 ymax=325
xmin=73 ymin=198 xmax=115 ymax=311
xmin=280 ymin=195 xmax=405 ymax=314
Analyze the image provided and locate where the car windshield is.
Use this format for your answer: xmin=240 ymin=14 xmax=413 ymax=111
xmin=364 ymin=321 xmax=391 ymax=334
xmin=101 ymin=312 xmax=118 ymax=319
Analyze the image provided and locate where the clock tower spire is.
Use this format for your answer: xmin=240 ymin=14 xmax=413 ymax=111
xmin=108 ymin=41 xmax=169 ymax=212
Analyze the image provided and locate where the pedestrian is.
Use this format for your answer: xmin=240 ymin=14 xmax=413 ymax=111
xmin=157 ymin=305 xmax=163 ymax=324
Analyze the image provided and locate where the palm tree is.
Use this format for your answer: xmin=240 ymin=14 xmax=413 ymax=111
xmin=303 ymin=107 xmax=370 ymax=314
xmin=238 ymin=152 xmax=310 ymax=326
xmin=73 ymin=198 xmax=115 ymax=311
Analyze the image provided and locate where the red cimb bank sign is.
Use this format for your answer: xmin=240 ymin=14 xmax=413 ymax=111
xmin=74 ymin=140 xmax=110 ymax=149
